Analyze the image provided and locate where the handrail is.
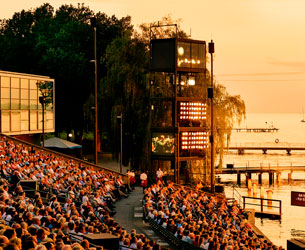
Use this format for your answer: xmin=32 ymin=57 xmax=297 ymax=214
xmin=147 ymin=217 xmax=201 ymax=250
xmin=172 ymin=183 xmax=226 ymax=201
xmin=242 ymin=196 xmax=282 ymax=219
xmin=232 ymin=185 xmax=243 ymax=205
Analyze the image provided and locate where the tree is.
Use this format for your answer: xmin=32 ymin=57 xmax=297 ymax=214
xmin=102 ymin=31 xmax=150 ymax=168
xmin=214 ymin=82 xmax=246 ymax=169
xmin=0 ymin=3 xmax=134 ymax=146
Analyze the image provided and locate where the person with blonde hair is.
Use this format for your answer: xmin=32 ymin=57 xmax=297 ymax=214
xmin=10 ymin=237 xmax=22 ymax=250
xmin=0 ymin=235 xmax=9 ymax=247
xmin=71 ymin=243 xmax=84 ymax=250
xmin=35 ymin=245 xmax=47 ymax=250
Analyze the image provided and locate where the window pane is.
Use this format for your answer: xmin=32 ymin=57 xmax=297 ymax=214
xmin=191 ymin=43 xmax=205 ymax=69
xmin=30 ymin=80 xmax=37 ymax=89
xmin=30 ymin=111 xmax=37 ymax=130
xmin=11 ymin=88 xmax=20 ymax=99
xmin=11 ymin=78 xmax=19 ymax=88
xmin=1 ymin=99 xmax=10 ymax=109
xmin=46 ymin=118 xmax=54 ymax=130
xmin=11 ymin=112 xmax=21 ymax=132
xmin=21 ymin=100 xmax=29 ymax=110
xmin=1 ymin=77 xmax=10 ymax=87
xmin=21 ymin=110 xmax=29 ymax=120
xmin=1 ymin=111 xmax=10 ymax=132
xmin=30 ymin=100 xmax=38 ymax=110
xmin=21 ymin=79 xmax=29 ymax=89
xmin=30 ymin=89 xmax=37 ymax=100
xmin=1 ymin=87 xmax=10 ymax=98
xmin=11 ymin=99 xmax=20 ymax=110
xmin=20 ymin=111 xmax=29 ymax=131
xmin=21 ymin=121 xmax=29 ymax=131
xmin=21 ymin=89 xmax=29 ymax=99
xmin=46 ymin=111 xmax=54 ymax=130
xmin=38 ymin=111 xmax=43 ymax=130
xmin=177 ymin=41 xmax=191 ymax=68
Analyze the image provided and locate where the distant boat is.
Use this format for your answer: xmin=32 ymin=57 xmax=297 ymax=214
xmin=301 ymin=107 xmax=305 ymax=122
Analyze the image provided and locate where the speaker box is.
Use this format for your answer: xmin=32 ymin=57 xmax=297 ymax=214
xmin=83 ymin=233 xmax=119 ymax=250
xmin=226 ymin=164 xmax=234 ymax=169
xmin=215 ymin=184 xmax=224 ymax=193
xmin=287 ymin=239 xmax=305 ymax=250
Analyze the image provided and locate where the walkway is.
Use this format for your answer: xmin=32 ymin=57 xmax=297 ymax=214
xmin=97 ymin=154 xmax=172 ymax=249
xmin=113 ymin=187 xmax=171 ymax=249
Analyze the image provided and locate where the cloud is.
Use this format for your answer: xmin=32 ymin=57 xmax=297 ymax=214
xmin=267 ymin=58 xmax=305 ymax=69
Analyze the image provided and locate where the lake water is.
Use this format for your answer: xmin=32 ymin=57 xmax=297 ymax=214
xmin=221 ymin=113 xmax=305 ymax=248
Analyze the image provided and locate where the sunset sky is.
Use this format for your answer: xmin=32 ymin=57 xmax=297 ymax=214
xmin=1 ymin=0 xmax=305 ymax=113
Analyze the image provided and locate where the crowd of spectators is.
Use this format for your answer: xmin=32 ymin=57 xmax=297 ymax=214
xmin=143 ymin=182 xmax=283 ymax=250
xmin=0 ymin=135 xmax=285 ymax=250
xmin=0 ymin=136 xmax=157 ymax=250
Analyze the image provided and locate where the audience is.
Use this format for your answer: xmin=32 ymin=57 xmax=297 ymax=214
xmin=143 ymin=181 xmax=283 ymax=250
xmin=0 ymin=135 xmax=283 ymax=250
xmin=0 ymin=136 xmax=148 ymax=250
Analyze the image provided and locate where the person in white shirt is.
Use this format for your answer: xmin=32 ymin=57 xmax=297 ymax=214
xmin=156 ymin=168 xmax=164 ymax=182
xmin=140 ymin=172 xmax=147 ymax=193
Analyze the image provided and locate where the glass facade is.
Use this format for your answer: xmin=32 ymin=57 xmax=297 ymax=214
xmin=0 ymin=71 xmax=55 ymax=135
xmin=177 ymin=40 xmax=206 ymax=70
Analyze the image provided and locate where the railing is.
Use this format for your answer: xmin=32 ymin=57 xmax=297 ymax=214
xmin=232 ymin=185 xmax=243 ymax=205
xmin=172 ymin=183 xmax=225 ymax=201
xmin=242 ymin=196 xmax=282 ymax=219
xmin=217 ymin=164 xmax=305 ymax=172
xmin=229 ymin=142 xmax=305 ymax=148
xmin=148 ymin=217 xmax=201 ymax=250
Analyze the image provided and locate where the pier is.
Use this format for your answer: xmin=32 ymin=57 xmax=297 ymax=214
xmin=233 ymin=128 xmax=279 ymax=133
xmin=229 ymin=142 xmax=305 ymax=155
xmin=216 ymin=165 xmax=305 ymax=186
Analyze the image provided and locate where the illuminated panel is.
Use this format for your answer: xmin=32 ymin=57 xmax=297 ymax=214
xmin=178 ymin=102 xmax=207 ymax=121
xmin=180 ymin=131 xmax=209 ymax=150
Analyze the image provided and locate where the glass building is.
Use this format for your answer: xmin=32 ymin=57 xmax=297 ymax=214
xmin=0 ymin=71 xmax=55 ymax=136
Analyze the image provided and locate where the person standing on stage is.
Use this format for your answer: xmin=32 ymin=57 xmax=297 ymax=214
xmin=156 ymin=168 xmax=164 ymax=182
xmin=140 ymin=171 xmax=147 ymax=193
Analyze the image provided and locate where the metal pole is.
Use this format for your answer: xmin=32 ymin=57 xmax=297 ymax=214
xmin=209 ymin=40 xmax=215 ymax=193
xmin=42 ymin=97 xmax=45 ymax=147
xmin=94 ymin=25 xmax=98 ymax=165
xmin=120 ymin=112 xmax=123 ymax=173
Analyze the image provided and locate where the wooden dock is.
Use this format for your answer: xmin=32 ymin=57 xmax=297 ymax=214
xmin=229 ymin=142 xmax=305 ymax=155
xmin=242 ymin=196 xmax=282 ymax=220
xmin=216 ymin=165 xmax=305 ymax=174
xmin=233 ymin=128 xmax=279 ymax=133
xmin=216 ymin=165 xmax=305 ymax=186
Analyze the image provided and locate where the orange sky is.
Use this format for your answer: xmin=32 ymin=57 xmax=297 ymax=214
xmin=1 ymin=0 xmax=305 ymax=113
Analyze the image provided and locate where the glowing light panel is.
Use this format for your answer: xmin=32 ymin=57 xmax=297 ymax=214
xmin=179 ymin=102 xmax=207 ymax=121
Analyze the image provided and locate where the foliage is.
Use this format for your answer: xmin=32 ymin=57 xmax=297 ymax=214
xmin=0 ymin=3 xmax=132 ymax=143
xmin=36 ymin=80 xmax=53 ymax=108
xmin=213 ymin=81 xmax=246 ymax=168
xmin=0 ymin=5 xmax=246 ymax=171
xmin=102 ymin=31 xmax=150 ymax=167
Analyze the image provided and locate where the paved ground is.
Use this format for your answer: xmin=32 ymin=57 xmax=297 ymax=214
xmin=113 ymin=187 xmax=171 ymax=249
xmin=97 ymin=155 xmax=172 ymax=249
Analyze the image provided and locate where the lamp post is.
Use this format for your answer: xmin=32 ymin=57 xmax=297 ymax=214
xmin=208 ymin=40 xmax=215 ymax=193
xmin=117 ymin=112 xmax=123 ymax=173
xmin=39 ymin=95 xmax=45 ymax=147
xmin=90 ymin=16 xmax=98 ymax=165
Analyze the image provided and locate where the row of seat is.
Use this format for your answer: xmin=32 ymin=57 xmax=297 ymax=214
xmin=147 ymin=217 xmax=201 ymax=250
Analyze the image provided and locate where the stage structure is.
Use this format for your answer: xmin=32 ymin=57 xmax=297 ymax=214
xmin=149 ymin=26 xmax=209 ymax=184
